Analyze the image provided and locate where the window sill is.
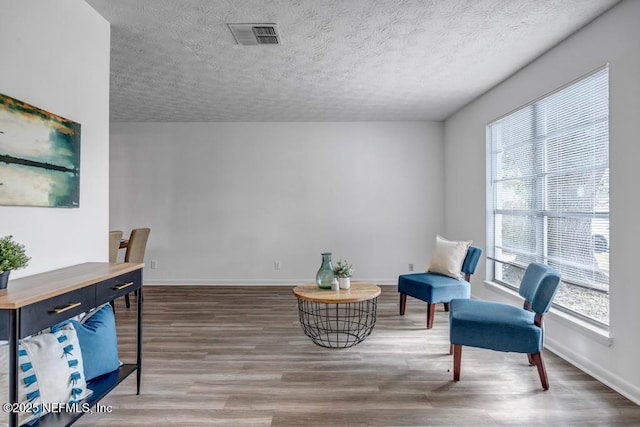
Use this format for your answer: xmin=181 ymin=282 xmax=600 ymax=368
xmin=482 ymin=280 xmax=613 ymax=347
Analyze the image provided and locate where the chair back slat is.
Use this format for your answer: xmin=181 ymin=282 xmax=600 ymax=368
xmin=461 ymin=246 xmax=482 ymax=275
xmin=518 ymin=263 xmax=561 ymax=314
xmin=125 ymin=228 xmax=151 ymax=263
xmin=109 ymin=230 xmax=123 ymax=262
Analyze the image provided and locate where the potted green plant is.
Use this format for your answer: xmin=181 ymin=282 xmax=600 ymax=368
xmin=333 ymin=259 xmax=353 ymax=290
xmin=0 ymin=235 xmax=30 ymax=289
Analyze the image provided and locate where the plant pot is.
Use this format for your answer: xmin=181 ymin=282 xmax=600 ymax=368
xmin=338 ymin=277 xmax=351 ymax=290
xmin=0 ymin=270 xmax=10 ymax=290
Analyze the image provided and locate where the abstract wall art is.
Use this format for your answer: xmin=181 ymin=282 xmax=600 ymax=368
xmin=0 ymin=93 xmax=80 ymax=207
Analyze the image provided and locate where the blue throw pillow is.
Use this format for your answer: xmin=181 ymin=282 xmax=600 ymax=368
xmin=69 ymin=303 xmax=121 ymax=381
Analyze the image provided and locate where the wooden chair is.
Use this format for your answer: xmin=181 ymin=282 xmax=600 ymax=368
xmin=123 ymin=228 xmax=150 ymax=308
xmin=109 ymin=230 xmax=123 ymax=263
xmin=449 ymin=262 xmax=561 ymax=390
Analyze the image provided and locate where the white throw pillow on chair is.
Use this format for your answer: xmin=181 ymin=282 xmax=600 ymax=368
xmin=427 ymin=235 xmax=472 ymax=279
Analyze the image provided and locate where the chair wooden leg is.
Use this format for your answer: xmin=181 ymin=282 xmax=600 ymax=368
xmin=530 ymin=352 xmax=550 ymax=390
xmin=444 ymin=303 xmax=450 ymax=312
xmin=426 ymin=303 xmax=436 ymax=329
xmin=399 ymin=293 xmax=407 ymax=315
xmin=453 ymin=344 xmax=462 ymax=381
xmin=527 ymin=353 xmax=535 ymax=366
xmin=125 ymin=293 xmax=131 ymax=309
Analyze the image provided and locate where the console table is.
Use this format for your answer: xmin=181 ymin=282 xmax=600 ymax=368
xmin=0 ymin=262 xmax=144 ymax=427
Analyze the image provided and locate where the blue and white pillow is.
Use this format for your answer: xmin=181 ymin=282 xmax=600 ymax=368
xmin=0 ymin=324 xmax=92 ymax=426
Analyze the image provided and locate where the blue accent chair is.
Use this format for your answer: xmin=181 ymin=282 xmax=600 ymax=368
xmin=398 ymin=246 xmax=482 ymax=329
xmin=449 ymin=262 xmax=561 ymax=390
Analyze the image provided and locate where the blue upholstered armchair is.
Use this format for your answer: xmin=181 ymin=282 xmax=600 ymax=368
xmin=449 ymin=262 xmax=561 ymax=390
xmin=398 ymin=246 xmax=482 ymax=329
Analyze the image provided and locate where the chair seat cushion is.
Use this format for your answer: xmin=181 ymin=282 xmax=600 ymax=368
xmin=398 ymin=273 xmax=470 ymax=304
xmin=449 ymin=298 xmax=542 ymax=354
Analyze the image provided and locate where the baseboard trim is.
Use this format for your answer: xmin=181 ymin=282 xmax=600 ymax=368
xmin=144 ymin=278 xmax=398 ymax=286
xmin=544 ymin=337 xmax=640 ymax=405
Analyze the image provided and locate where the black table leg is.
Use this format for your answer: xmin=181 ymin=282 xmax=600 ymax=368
xmin=136 ymin=286 xmax=143 ymax=395
xmin=8 ymin=310 xmax=19 ymax=427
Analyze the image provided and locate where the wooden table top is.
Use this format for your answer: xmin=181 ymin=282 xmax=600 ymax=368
xmin=0 ymin=262 xmax=144 ymax=309
xmin=292 ymin=282 xmax=381 ymax=303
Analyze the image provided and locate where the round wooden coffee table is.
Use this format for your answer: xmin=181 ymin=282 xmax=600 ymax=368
xmin=292 ymin=282 xmax=381 ymax=348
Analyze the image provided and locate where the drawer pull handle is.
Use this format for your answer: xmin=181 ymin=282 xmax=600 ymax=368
xmin=112 ymin=281 xmax=134 ymax=290
xmin=51 ymin=302 xmax=82 ymax=314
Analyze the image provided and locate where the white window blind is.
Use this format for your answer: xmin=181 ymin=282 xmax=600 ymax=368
xmin=487 ymin=66 xmax=609 ymax=325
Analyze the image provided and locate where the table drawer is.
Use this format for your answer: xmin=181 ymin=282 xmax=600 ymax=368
xmin=20 ymin=285 xmax=95 ymax=337
xmin=0 ymin=311 xmax=9 ymax=341
xmin=96 ymin=269 xmax=141 ymax=305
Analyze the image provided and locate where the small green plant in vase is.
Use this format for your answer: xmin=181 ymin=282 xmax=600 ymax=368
xmin=334 ymin=259 xmax=353 ymax=290
xmin=0 ymin=235 xmax=30 ymax=289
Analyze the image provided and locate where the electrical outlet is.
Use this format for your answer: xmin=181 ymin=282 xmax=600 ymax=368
xmin=150 ymin=260 xmax=158 ymax=269
xmin=408 ymin=263 xmax=414 ymax=271
xmin=274 ymin=261 xmax=281 ymax=270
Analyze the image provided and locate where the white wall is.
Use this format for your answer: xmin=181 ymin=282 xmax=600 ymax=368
xmin=0 ymin=0 xmax=110 ymax=277
xmin=444 ymin=0 xmax=640 ymax=403
xmin=110 ymin=121 xmax=444 ymax=284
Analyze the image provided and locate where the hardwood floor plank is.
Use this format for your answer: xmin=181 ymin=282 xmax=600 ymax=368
xmin=73 ymin=285 xmax=640 ymax=426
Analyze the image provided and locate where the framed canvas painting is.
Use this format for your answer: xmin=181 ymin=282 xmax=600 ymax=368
xmin=0 ymin=93 xmax=80 ymax=207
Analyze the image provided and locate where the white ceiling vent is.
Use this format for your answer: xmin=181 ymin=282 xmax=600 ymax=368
xmin=228 ymin=24 xmax=280 ymax=45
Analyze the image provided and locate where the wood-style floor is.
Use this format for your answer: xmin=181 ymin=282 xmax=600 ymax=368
xmin=76 ymin=285 xmax=640 ymax=426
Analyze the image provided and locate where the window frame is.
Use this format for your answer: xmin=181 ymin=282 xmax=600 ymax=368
xmin=486 ymin=65 xmax=610 ymax=328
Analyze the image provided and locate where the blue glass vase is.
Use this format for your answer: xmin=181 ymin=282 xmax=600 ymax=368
xmin=315 ymin=252 xmax=335 ymax=289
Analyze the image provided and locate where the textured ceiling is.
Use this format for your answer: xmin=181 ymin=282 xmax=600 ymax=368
xmin=85 ymin=0 xmax=618 ymax=122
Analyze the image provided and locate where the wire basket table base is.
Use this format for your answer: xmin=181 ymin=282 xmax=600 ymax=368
xmin=297 ymin=298 xmax=378 ymax=348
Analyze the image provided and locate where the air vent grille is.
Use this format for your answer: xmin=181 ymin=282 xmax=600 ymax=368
xmin=228 ymin=24 xmax=280 ymax=45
